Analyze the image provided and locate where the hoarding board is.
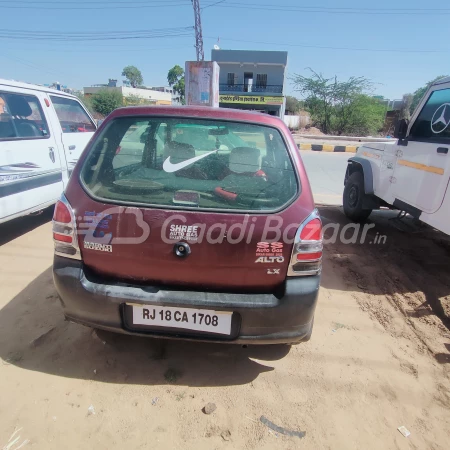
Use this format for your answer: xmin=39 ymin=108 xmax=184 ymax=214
xmin=185 ymin=61 xmax=220 ymax=107
xmin=219 ymin=95 xmax=284 ymax=105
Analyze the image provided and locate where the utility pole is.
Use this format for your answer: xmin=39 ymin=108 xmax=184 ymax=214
xmin=191 ymin=0 xmax=204 ymax=61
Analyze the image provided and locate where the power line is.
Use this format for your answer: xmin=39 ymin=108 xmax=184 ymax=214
xmin=208 ymin=2 xmax=450 ymax=15
xmin=0 ymin=27 xmax=193 ymax=36
xmin=2 ymin=0 xmax=450 ymax=14
xmin=0 ymin=27 xmax=194 ymax=41
xmin=0 ymin=34 xmax=193 ymax=42
xmin=0 ymin=0 xmax=188 ymax=2
xmin=201 ymin=0 xmax=225 ymax=10
xmin=216 ymin=1 xmax=450 ymax=11
xmin=206 ymin=36 xmax=449 ymax=54
xmin=2 ymin=0 xmax=450 ymax=11
xmin=2 ymin=38 xmax=192 ymax=48
xmin=0 ymin=52 xmax=69 ymax=77
xmin=0 ymin=1 xmax=193 ymax=9
xmin=0 ymin=26 xmax=193 ymax=37
xmin=1 ymin=44 xmax=193 ymax=53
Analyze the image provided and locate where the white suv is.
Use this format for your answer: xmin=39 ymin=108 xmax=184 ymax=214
xmin=0 ymin=79 xmax=96 ymax=224
xmin=343 ymin=77 xmax=450 ymax=236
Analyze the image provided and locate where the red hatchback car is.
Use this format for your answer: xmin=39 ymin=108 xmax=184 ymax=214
xmin=52 ymin=106 xmax=322 ymax=344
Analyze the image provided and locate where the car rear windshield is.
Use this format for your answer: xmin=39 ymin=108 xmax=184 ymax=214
xmin=80 ymin=116 xmax=299 ymax=212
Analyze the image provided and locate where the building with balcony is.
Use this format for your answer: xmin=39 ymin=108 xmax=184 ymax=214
xmin=211 ymin=49 xmax=288 ymax=118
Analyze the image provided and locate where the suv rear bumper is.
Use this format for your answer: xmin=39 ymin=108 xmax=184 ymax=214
xmin=53 ymin=256 xmax=320 ymax=345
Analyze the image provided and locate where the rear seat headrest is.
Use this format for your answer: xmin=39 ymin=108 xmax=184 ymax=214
xmin=5 ymin=95 xmax=32 ymax=117
xmin=229 ymin=147 xmax=261 ymax=174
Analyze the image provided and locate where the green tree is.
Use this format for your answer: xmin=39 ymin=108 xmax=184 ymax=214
xmin=167 ymin=65 xmax=185 ymax=104
xmin=124 ymin=94 xmax=143 ymax=106
xmin=292 ymin=69 xmax=380 ymax=136
xmin=285 ymin=96 xmax=303 ymax=114
xmin=90 ymin=89 xmax=123 ymax=116
xmin=336 ymin=94 xmax=385 ymax=136
xmin=122 ymin=65 xmax=144 ymax=88
xmin=331 ymin=76 xmax=372 ymax=135
xmin=410 ymin=75 xmax=449 ymax=115
xmin=292 ymin=70 xmax=335 ymax=134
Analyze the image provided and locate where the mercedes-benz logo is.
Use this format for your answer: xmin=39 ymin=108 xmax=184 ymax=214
xmin=431 ymin=103 xmax=450 ymax=134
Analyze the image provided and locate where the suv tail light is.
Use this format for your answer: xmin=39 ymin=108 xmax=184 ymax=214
xmin=52 ymin=194 xmax=81 ymax=260
xmin=288 ymin=210 xmax=322 ymax=276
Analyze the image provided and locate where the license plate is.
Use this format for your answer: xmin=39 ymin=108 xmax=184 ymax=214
xmin=130 ymin=304 xmax=232 ymax=335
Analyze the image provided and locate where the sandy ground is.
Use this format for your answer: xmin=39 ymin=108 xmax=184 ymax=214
xmin=0 ymin=207 xmax=450 ymax=449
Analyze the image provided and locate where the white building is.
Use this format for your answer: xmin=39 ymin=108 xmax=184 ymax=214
xmin=83 ymin=85 xmax=172 ymax=106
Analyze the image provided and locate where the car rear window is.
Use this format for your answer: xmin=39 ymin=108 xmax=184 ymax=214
xmin=80 ymin=116 xmax=298 ymax=212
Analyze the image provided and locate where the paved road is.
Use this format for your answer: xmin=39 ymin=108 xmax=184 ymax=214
xmin=300 ymin=151 xmax=350 ymax=205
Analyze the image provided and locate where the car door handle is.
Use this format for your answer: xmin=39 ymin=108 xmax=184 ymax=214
xmin=68 ymin=145 xmax=76 ymax=150
xmin=49 ymin=147 xmax=55 ymax=163
xmin=437 ymin=147 xmax=448 ymax=154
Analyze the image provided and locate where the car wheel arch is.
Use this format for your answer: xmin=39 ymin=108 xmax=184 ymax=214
xmin=345 ymin=157 xmax=374 ymax=195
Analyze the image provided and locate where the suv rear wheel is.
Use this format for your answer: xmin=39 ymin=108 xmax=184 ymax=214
xmin=343 ymin=171 xmax=372 ymax=222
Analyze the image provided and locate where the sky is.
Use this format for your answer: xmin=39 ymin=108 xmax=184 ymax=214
xmin=0 ymin=0 xmax=448 ymax=100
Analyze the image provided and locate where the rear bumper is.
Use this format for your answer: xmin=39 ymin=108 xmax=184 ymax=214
xmin=53 ymin=256 xmax=320 ymax=344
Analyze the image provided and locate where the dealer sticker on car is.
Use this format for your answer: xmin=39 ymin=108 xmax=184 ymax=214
xmin=130 ymin=304 xmax=232 ymax=335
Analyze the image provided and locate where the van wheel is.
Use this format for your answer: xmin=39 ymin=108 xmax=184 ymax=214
xmin=343 ymin=172 xmax=372 ymax=222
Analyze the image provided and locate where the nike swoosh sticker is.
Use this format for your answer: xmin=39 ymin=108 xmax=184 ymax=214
xmin=163 ymin=150 xmax=217 ymax=173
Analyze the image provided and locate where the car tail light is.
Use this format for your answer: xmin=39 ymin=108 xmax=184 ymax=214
xmin=288 ymin=210 xmax=322 ymax=276
xmin=52 ymin=194 xmax=81 ymax=260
